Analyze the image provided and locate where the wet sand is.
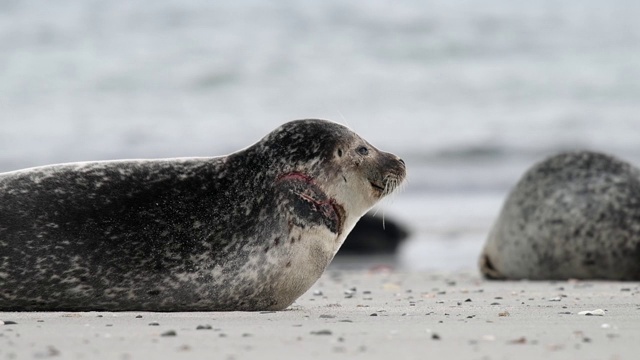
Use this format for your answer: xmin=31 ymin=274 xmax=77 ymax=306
xmin=1 ymin=264 xmax=638 ymax=360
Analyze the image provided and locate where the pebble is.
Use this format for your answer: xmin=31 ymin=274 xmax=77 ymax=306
xmin=148 ymin=322 xmax=160 ymax=326
xmin=313 ymin=290 xmax=323 ymax=296
xmin=161 ymin=330 xmax=177 ymax=337
xmin=310 ymin=330 xmax=333 ymax=335
xmin=508 ymin=337 xmax=527 ymax=344
xmin=196 ymin=325 xmax=213 ymax=330
xmin=578 ymin=309 xmax=605 ymax=316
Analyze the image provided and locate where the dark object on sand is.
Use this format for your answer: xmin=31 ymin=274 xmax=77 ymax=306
xmin=339 ymin=213 xmax=410 ymax=255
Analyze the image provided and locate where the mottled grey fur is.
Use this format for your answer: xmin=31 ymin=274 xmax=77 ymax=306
xmin=480 ymin=151 xmax=640 ymax=280
xmin=0 ymin=119 xmax=406 ymax=311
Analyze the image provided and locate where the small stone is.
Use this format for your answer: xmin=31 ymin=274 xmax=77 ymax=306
xmin=106 ymin=324 xmax=113 ymax=327
xmin=2 ymin=321 xmax=17 ymax=325
xmin=319 ymin=315 xmax=335 ymax=319
xmin=313 ymin=290 xmax=323 ymax=296
xmin=148 ymin=322 xmax=160 ymax=326
xmin=311 ymin=330 xmax=332 ymax=335
xmin=161 ymin=330 xmax=177 ymax=337
xmin=464 ymin=298 xmax=472 ymax=302
xmin=344 ymin=289 xmax=356 ymax=297
xmin=431 ymin=333 xmax=441 ymax=340
xmin=498 ymin=311 xmax=510 ymax=317
xmin=135 ymin=315 xmax=143 ymax=319
xmin=508 ymin=337 xmax=527 ymax=344
xmin=549 ymin=297 xmax=562 ymax=302
xmin=490 ymin=302 xmax=500 ymax=305
xmin=242 ymin=333 xmax=252 ymax=337
xmin=196 ymin=325 xmax=213 ymax=330
xmin=370 ymin=313 xmax=378 ymax=317
xmin=482 ymin=335 xmax=496 ymax=341
xmin=578 ymin=309 xmax=605 ymax=316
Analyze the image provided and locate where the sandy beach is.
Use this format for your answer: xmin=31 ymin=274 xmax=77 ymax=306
xmin=1 ymin=259 xmax=638 ymax=360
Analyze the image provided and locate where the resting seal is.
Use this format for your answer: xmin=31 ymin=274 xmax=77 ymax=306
xmin=0 ymin=119 xmax=406 ymax=311
xmin=480 ymin=151 xmax=640 ymax=280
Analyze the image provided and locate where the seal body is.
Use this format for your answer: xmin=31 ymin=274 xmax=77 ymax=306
xmin=480 ymin=151 xmax=640 ymax=280
xmin=0 ymin=119 xmax=406 ymax=311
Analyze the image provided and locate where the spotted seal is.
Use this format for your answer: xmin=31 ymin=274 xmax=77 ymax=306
xmin=480 ymin=151 xmax=640 ymax=280
xmin=0 ymin=119 xmax=406 ymax=311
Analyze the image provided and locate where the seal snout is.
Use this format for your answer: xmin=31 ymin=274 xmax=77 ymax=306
xmin=369 ymin=153 xmax=406 ymax=198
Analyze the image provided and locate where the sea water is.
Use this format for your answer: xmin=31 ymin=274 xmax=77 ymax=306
xmin=1 ymin=0 xmax=639 ymax=270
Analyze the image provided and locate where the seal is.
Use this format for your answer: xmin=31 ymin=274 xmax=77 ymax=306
xmin=480 ymin=151 xmax=640 ymax=280
xmin=0 ymin=119 xmax=406 ymax=311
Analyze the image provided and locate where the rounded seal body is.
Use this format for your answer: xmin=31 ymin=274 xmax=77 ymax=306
xmin=480 ymin=151 xmax=640 ymax=280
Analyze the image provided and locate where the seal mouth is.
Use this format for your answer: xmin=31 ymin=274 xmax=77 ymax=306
xmin=277 ymin=172 xmax=345 ymax=234
xmin=370 ymin=181 xmax=385 ymax=194
xmin=369 ymin=173 xmax=404 ymax=199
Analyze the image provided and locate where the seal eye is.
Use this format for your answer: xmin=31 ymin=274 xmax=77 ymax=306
xmin=337 ymin=149 xmax=343 ymax=157
xmin=357 ymin=146 xmax=369 ymax=156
